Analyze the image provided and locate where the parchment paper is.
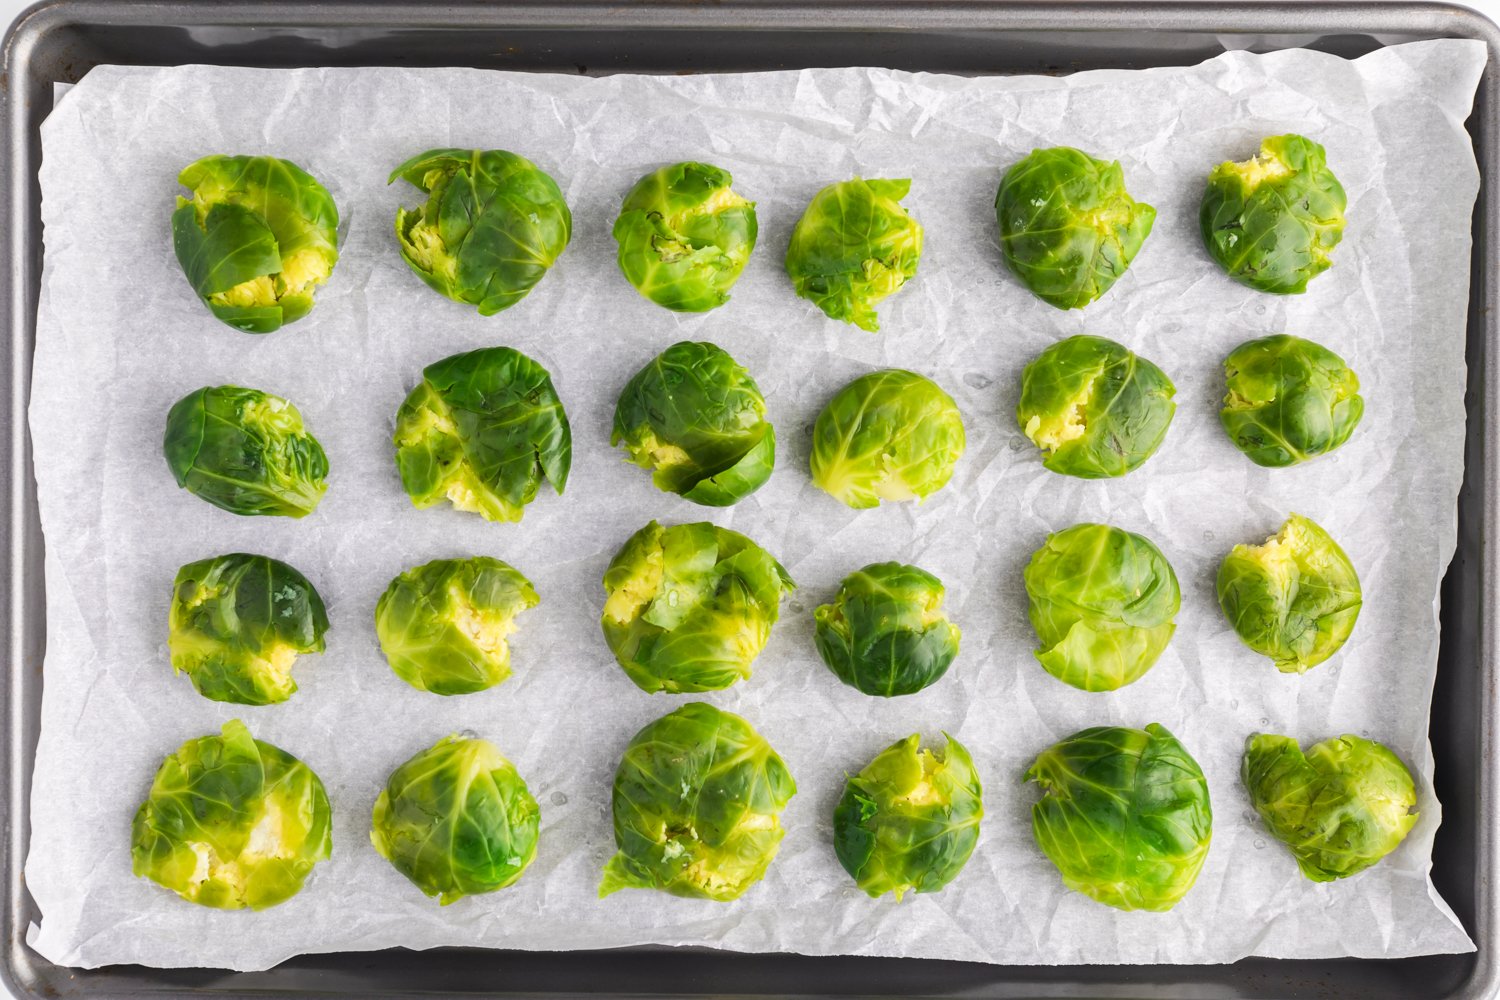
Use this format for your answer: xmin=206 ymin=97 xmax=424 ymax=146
xmin=24 ymin=40 xmax=1485 ymax=970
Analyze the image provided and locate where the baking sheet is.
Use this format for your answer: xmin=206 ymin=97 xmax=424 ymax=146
xmin=21 ymin=40 xmax=1484 ymax=970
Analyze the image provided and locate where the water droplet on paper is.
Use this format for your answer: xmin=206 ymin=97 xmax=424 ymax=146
xmin=551 ymin=791 xmax=568 ymax=806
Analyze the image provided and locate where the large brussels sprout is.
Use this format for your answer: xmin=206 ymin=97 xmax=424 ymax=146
xmin=1217 ymin=513 xmax=1361 ymax=672
xmin=1016 ymin=335 xmax=1175 ymax=479
xmin=1025 ymin=724 xmax=1212 ymax=912
xmin=784 ymin=178 xmax=923 ymax=332
xmin=1220 ymin=334 xmax=1364 ymax=467
xmin=613 ymin=162 xmax=757 ymax=312
xmin=600 ymin=520 xmax=794 ymax=693
xmin=131 ymin=719 xmax=332 ymax=910
xmin=600 ymin=702 xmax=796 ymax=900
xmin=994 ymin=147 xmax=1156 ymax=310
xmin=163 ymin=385 xmax=328 ymax=517
xmin=1023 ymin=524 xmax=1180 ymax=692
xmin=394 ymin=346 xmax=571 ymax=522
xmin=612 ymin=341 xmax=775 ymax=506
xmin=169 ymin=553 xmax=329 ymax=705
xmin=170 ymin=155 xmax=339 ymax=334
xmin=390 ymin=148 xmax=572 ymax=315
xmin=810 ymin=369 xmax=965 ymax=508
xmin=833 ymin=733 xmax=982 ymax=899
xmin=1242 ymin=733 xmax=1417 ymax=882
xmin=1200 ymin=134 xmax=1347 ymax=294
xmin=814 ymin=562 xmax=961 ymax=697
xmin=375 ymin=557 xmax=539 ymax=695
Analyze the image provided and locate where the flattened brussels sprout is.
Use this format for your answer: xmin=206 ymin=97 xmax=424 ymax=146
xmin=169 ymin=553 xmax=329 ymax=705
xmin=612 ymin=341 xmax=775 ymax=506
xmin=1026 ymin=724 xmax=1212 ymax=912
xmin=601 ymin=520 xmax=794 ymax=693
xmin=1217 ymin=513 xmax=1361 ymax=672
xmin=390 ymin=148 xmax=571 ymax=315
xmin=131 ymin=719 xmax=332 ymax=910
xmin=814 ymin=562 xmax=961 ymax=697
xmin=1221 ymin=334 xmax=1364 ymax=467
xmin=394 ymin=347 xmax=571 ymax=522
xmin=171 ymin=155 xmax=339 ymax=333
xmin=600 ymin=702 xmax=796 ymax=900
xmin=613 ymin=162 xmax=757 ymax=312
xmin=1016 ymin=335 xmax=1175 ymax=479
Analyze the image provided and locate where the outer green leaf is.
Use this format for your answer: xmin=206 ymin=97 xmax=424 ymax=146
xmin=1220 ymin=334 xmax=1364 ymax=467
xmin=814 ymin=561 xmax=961 ymax=696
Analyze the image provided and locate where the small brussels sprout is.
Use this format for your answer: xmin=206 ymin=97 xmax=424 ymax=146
xmin=994 ymin=147 xmax=1156 ymax=310
xmin=394 ymin=347 xmax=571 ymax=522
xmin=612 ymin=341 xmax=775 ymax=506
xmin=612 ymin=162 xmax=757 ymax=312
xmin=1023 ymin=524 xmax=1180 ymax=692
xmin=601 ymin=520 xmax=794 ymax=693
xmin=1016 ymin=335 xmax=1175 ymax=479
xmin=131 ymin=719 xmax=332 ymax=910
xmin=169 ymin=553 xmax=329 ymax=705
xmin=1217 ymin=513 xmax=1361 ymax=672
xmin=810 ymin=369 xmax=965 ymax=508
xmin=170 ymin=155 xmax=339 ymax=334
xmin=1200 ymin=134 xmax=1347 ymax=294
xmin=371 ymin=735 xmax=540 ymax=904
xmin=163 ymin=385 xmax=329 ymax=517
xmin=390 ymin=148 xmax=571 ymax=315
xmin=600 ymin=702 xmax=796 ymax=900
xmin=784 ymin=178 xmax=923 ymax=332
xmin=1220 ymin=334 xmax=1364 ymax=467
xmin=814 ymin=562 xmax=961 ymax=697
xmin=1242 ymin=733 xmax=1417 ymax=882
xmin=833 ymin=733 xmax=982 ymax=899
xmin=1026 ymin=724 xmax=1212 ymax=912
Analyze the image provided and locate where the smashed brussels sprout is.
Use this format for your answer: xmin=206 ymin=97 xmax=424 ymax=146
xmin=171 ymin=155 xmax=339 ymax=334
xmin=169 ymin=553 xmax=329 ymax=705
xmin=612 ymin=341 xmax=775 ymax=506
xmin=601 ymin=702 xmax=796 ymax=900
xmin=814 ymin=562 xmax=961 ymax=697
xmin=601 ymin=520 xmax=794 ymax=693
xmin=163 ymin=385 xmax=328 ymax=517
xmin=994 ymin=147 xmax=1156 ymax=310
xmin=1217 ymin=513 xmax=1361 ymax=672
xmin=390 ymin=148 xmax=571 ymax=315
xmin=784 ymin=178 xmax=923 ymax=332
xmin=613 ymin=162 xmax=757 ymax=312
xmin=833 ymin=733 xmax=983 ymax=899
xmin=1200 ymin=134 xmax=1346 ymax=294
xmin=1026 ymin=724 xmax=1212 ymax=912
xmin=1016 ymin=335 xmax=1175 ymax=479
xmin=1221 ymin=334 xmax=1364 ymax=467
xmin=131 ymin=719 xmax=331 ymax=910
xmin=394 ymin=347 xmax=571 ymax=522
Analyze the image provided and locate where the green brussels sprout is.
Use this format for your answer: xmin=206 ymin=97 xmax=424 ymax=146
xmin=1217 ymin=513 xmax=1361 ymax=672
xmin=163 ymin=385 xmax=329 ymax=517
xmin=784 ymin=178 xmax=923 ymax=332
xmin=1016 ymin=335 xmax=1175 ymax=479
xmin=1023 ymin=524 xmax=1180 ymax=692
xmin=374 ymin=556 xmax=539 ymax=695
xmin=814 ymin=562 xmax=961 ymax=697
xmin=833 ymin=733 xmax=982 ymax=899
xmin=390 ymin=148 xmax=572 ymax=315
xmin=169 ymin=553 xmax=329 ymax=705
xmin=810 ymin=369 xmax=965 ymax=508
xmin=1242 ymin=733 xmax=1418 ymax=882
xmin=612 ymin=162 xmax=758 ymax=312
xmin=131 ymin=719 xmax=332 ymax=910
xmin=600 ymin=520 xmax=794 ymax=693
xmin=393 ymin=346 xmax=571 ymax=522
xmin=170 ymin=155 xmax=339 ymax=334
xmin=994 ymin=147 xmax=1156 ymax=310
xmin=1220 ymin=334 xmax=1364 ymax=468
xmin=611 ymin=341 xmax=775 ymax=506
xmin=600 ymin=702 xmax=796 ymax=900
xmin=1025 ymin=724 xmax=1212 ymax=912
xmin=1200 ymin=134 xmax=1347 ymax=294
